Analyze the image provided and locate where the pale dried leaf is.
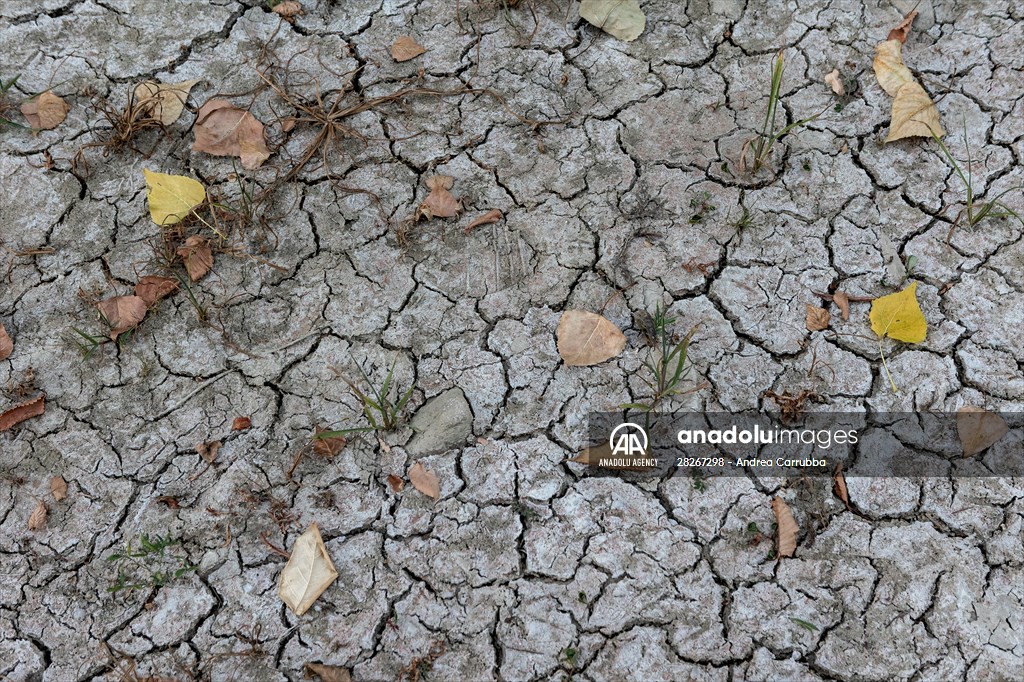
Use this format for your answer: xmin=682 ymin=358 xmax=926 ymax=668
xmin=177 ymin=235 xmax=214 ymax=281
xmin=0 ymin=322 xmax=12 ymax=361
xmin=556 ymin=310 xmax=627 ymax=366
xmin=771 ymin=497 xmax=798 ymax=558
xmin=386 ymin=474 xmax=405 ymax=493
xmin=465 ymin=208 xmax=502 ymax=234
xmin=409 ymin=461 xmax=440 ymax=500
xmin=50 ymin=476 xmax=68 ymax=501
xmin=134 ymin=275 xmax=179 ymax=306
xmin=196 ymin=440 xmax=222 ymax=464
xmin=417 ymin=175 xmax=461 ymax=220
xmin=134 ymin=79 xmax=200 ymax=126
xmin=805 ymin=304 xmax=830 ymax=331
xmin=96 ymin=296 xmax=148 ymax=340
xmin=833 ymin=290 xmax=850 ymax=321
xmin=278 ymin=523 xmax=339 ymax=616
xmin=873 ymin=39 xmax=945 ymax=142
xmin=824 ymin=68 xmax=845 ymax=96
xmin=0 ymin=395 xmax=45 ymax=432
xmin=193 ymin=99 xmax=271 ymax=169
xmin=28 ymin=500 xmax=47 ymax=530
xmin=304 ymin=663 xmax=352 ymax=682
xmin=391 ymin=35 xmax=426 ymax=62
xmin=580 ymin=0 xmax=646 ymax=42
xmin=957 ymin=407 xmax=1009 ymax=457
xmin=21 ymin=91 xmax=69 ymax=130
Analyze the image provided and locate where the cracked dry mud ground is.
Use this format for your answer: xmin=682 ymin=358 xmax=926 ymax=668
xmin=1 ymin=0 xmax=1023 ymax=680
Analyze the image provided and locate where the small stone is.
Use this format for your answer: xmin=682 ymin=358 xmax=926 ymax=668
xmin=406 ymin=388 xmax=474 ymax=456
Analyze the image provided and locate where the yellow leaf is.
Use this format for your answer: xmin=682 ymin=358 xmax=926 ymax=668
xmin=869 ymin=282 xmax=926 ymax=343
xmin=134 ymin=79 xmax=200 ymax=126
xmin=278 ymin=523 xmax=339 ymax=616
xmin=143 ymin=169 xmax=205 ymax=226
xmin=873 ymin=39 xmax=945 ymax=142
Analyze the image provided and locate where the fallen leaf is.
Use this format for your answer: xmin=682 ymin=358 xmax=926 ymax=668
xmin=957 ymin=407 xmax=1009 ymax=457
xmin=232 ymin=416 xmax=252 ymax=431
xmin=28 ymin=500 xmax=47 ymax=530
xmin=0 ymin=395 xmax=45 ymax=432
xmin=464 ymin=208 xmax=502 ymax=234
xmin=580 ymin=0 xmax=646 ymax=42
xmin=50 ymin=476 xmax=67 ymax=501
xmin=832 ymin=463 xmax=849 ymax=509
xmin=193 ymin=99 xmax=272 ymax=169
xmin=134 ymin=275 xmax=179 ymax=306
xmin=805 ymin=304 xmax=830 ymax=331
xmin=824 ymin=68 xmax=845 ymax=96
xmin=313 ymin=427 xmax=346 ymax=457
xmin=408 ymin=461 xmax=440 ymax=500
xmin=386 ymin=474 xmax=405 ymax=493
xmin=304 ymin=663 xmax=352 ymax=682
xmin=134 ymin=79 xmax=200 ymax=126
xmin=196 ymin=440 xmax=222 ymax=464
xmin=156 ymin=495 xmax=180 ymax=509
xmin=273 ymin=1 xmax=303 ymax=20
xmin=771 ymin=497 xmax=798 ymax=558
xmin=869 ymin=282 xmax=926 ymax=343
xmin=417 ymin=175 xmax=462 ymax=221
xmin=21 ymin=91 xmax=69 ymax=130
xmin=391 ymin=35 xmax=426 ymax=62
xmin=568 ymin=442 xmax=652 ymax=470
xmin=176 ymin=235 xmax=214 ymax=281
xmin=96 ymin=296 xmax=148 ymax=340
xmin=833 ymin=290 xmax=850 ymax=321
xmin=556 ymin=310 xmax=627 ymax=366
xmin=0 ymin=323 xmax=12 ymax=360
xmin=873 ymin=38 xmax=944 ymax=142
xmin=887 ymin=9 xmax=918 ymax=43
xmin=144 ymin=169 xmax=206 ymax=226
xmin=279 ymin=522 xmax=339 ymax=616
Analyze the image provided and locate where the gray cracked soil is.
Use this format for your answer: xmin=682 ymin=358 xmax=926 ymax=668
xmin=1 ymin=0 xmax=1022 ymax=680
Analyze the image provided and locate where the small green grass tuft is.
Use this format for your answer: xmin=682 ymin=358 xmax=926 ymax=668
xmin=622 ymin=305 xmax=699 ymax=427
xmin=105 ymin=533 xmax=197 ymax=593
xmin=319 ymin=357 xmax=416 ymax=438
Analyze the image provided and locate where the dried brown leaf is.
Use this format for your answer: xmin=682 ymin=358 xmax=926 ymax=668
xmin=408 ymin=461 xmax=440 ymax=500
xmin=133 ymin=79 xmax=200 ymax=126
xmin=193 ymin=99 xmax=271 ymax=170
xmin=0 ymin=322 xmax=12 ymax=361
xmin=279 ymin=522 xmax=339 ymax=616
xmin=464 ymin=208 xmax=502 ymax=234
xmin=313 ymin=426 xmax=346 ymax=457
xmin=957 ymin=407 xmax=1009 ymax=457
xmin=134 ymin=275 xmax=179 ymax=306
xmin=391 ymin=35 xmax=426 ymax=62
xmin=824 ymin=68 xmax=844 ymax=96
xmin=273 ymin=1 xmax=303 ymax=20
xmin=21 ymin=91 xmax=69 ymax=130
xmin=50 ymin=476 xmax=68 ymax=501
xmin=177 ymin=235 xmax=214 ymax=281
xmin=386 ymin=474 xmax=405 ymax=493
xmin=771 ymin=497 xmax=798 ymax=558
xmin=887 ymin=9 xmax=918 ymax=43
xmin=417 ymin=175 xmax=462 ymax=221
xmin=196 ymin=440 xmax=221 ymax=464
xmin=28 ymin=500 xmax=47 ymax=530
xmin=156 ymin=495 xmax=180 ymax=509
xmin=805 ymin=304 xmax=830 ymax=331
xmin=304 ymin=663 xmax=352 ymax=682
xmin=0 ymin=395 xmax=45 ymax=432
xmin=833 ymin=290 xmax=850 ymax=321
xmin=832 ymin=463 xmax=849 ymax=509
xmin=556 ymin=310 xmax=627 ymax=366
xmin=97 ymin=295 xmax=148 ymax=340
xmin=232 ymin=416 xmax=252 ymax=431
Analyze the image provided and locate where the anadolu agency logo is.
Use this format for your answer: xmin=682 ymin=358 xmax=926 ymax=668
xmin=609 ymin=422 xmax=649 ymax=457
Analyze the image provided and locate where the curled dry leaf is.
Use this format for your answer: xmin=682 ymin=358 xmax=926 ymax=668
xmin=232 ymin=416 xmax=252 ymax=431
xmin=464 ymin=208 xmax=502 ymax=234
xmin=408 ymin=461 xmax=440 ymax=500
xmin=957 ymin=407 xmax=1009 ymax=457
xmin=177 ymin=235 xmax=214 ymax=281
xmin=556 ymin=310 xmax=627 ymax=366
xmin=580 ymin=0 xmax=646 ymax=42
xmin=833 ymin=290 xmax=850 ymax=321
xmin=0 ymin=322 xmax=12 ymax=361
xmin=156 ymin=495 xmax=180 ymax=509
xmin=28 ymin=500 xmax=47 ymax=530
xmin=824 ymin=68 xmax=845 ymax=96
xmin=417 ymin=175 xmax=462 ymax=221
xmin=196 ymin=440 xmax=222 ymax=464
xmin=21 ymin=91 xmax=69 ymax=130
xmin=273 ymin=0 xmax=303 ymax=20
xmin=771 ymin=497 xmax=798 ymax=558
xmin=391 ymin=35 xmax=426 ymax=62
xmin=50 ymin=476 xmax=68 ymax=502
xmin=887 ymin=9 xmax=918 ymax=43
xmin=134 ymin=79 xmax=200 ymax=126
xmin=869 ymin=282 xmax=926 ymax=343
xmin=873 ymin=37 xmax=944 ymax=142
xmin=832 ymin=463 xmax=850 ymax=509
xmin=313 ymin=426 xmax=347 ymax=457
xmin=193 ymin=99 xmax=272 ymax=170
xmin=144 ymin=169 xmax=206 ymax=226
xmin=134 ymin=275 xmax=179 ymax=306
xmin=805 ymin=304 xmax=830 ymax=332
xmin=304 ymin=663 xmax=352 ymax=682
xmin=96 ymin=295 xmax=148 ymax=340
xmin=386 ymin=474 xmax=405 ymax=493
xmin=0 ymin=395 xmax=45 ymax=432
xmin=279 ymin=522 xmax=339 ymax=616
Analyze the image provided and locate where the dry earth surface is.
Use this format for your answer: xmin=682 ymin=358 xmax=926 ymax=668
xmin=1 ymin=0 xmax=1022 ymax=680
